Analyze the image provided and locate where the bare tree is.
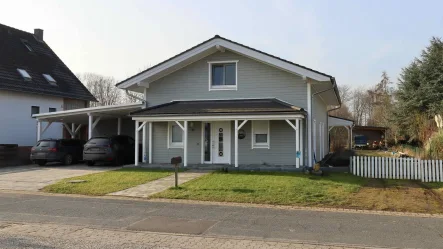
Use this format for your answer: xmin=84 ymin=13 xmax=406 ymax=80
xmin=329 ymin=85 xmax=353 ymax=119
xmin=77 ymin=73 xmax=122 ymax=107
xmin=351 ymin=88 xmax=372 ymax=125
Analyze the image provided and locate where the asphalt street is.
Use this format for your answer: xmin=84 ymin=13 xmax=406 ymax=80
xmin=0 ymin=192 xmax=442 ymax=248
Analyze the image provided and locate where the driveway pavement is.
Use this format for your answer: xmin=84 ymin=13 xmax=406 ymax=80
xmin=0 ymin=192 xmax=442 ymax=248
xmin=0 ymin=164 xmax=117 ymax=191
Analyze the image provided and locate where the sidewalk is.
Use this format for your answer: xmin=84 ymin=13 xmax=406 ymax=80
xmin=0 ymin=222 xmax=387 ymax=249
xmin=108 ymin=170 xmax=210 ymax=198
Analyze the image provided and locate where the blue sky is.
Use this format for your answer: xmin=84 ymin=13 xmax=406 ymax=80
xmin=2 ymin=0 xmax=443 ymax=88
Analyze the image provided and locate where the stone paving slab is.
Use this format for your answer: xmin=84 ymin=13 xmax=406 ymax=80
xmin=108 ymin=171 xmax=210 ymax=198
xmin=0 ymin=222 xmax=388 ymax=249
xmin=0 ymin=165 xmax=118 ymax=191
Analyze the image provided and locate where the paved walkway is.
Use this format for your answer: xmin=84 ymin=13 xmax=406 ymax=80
xmin=0 ymin=165 xmax=118 ymax=191
xmin=0 ymin=222 xmax=382 ymax=249
xmin=108 ymin=170 xmax=210 ymax=197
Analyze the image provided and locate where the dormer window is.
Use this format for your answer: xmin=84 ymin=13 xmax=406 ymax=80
xmin=208 ymin=60 xmax=238 ymax=91
xmin=22 ymin=40 xmax=33 ymax=52
xmin=43 ymin=74 xmax=57 ymax=86
xmin=17 ymin=68 xmax=32 ymax=81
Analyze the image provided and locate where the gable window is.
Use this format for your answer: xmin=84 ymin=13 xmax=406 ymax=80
xmin=208 ymin=60 xmax=238 ymax=90
xmin=43 ymin=74 xmax=57 ymax=86
xmin=168 ymin=122 xmax=183 ymax=148
xmin=252 ymin=120 xmax=270 ymax=149
xmin=17 ymin=68 xmax=32 ymax=81
xmin=49 ymin=108 xmax=56 ymax=112
xmin=31 ymin=106 xmax=40 ymax=116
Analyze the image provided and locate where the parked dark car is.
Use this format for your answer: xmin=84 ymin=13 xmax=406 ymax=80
xmin=30 ymin=139 xmax=86 ymax=166
xmin=83 ymin=135 xmax=140 ymax=166
xmin=353 ymin=135 xmax=369 ymax=149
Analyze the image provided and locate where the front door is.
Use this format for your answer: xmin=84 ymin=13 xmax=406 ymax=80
xmin=203 ymin=121 xmax=231 ymax=164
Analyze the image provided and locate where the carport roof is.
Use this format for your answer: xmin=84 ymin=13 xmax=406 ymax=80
xmin=32 ymin=102 xmax=144 ymax=124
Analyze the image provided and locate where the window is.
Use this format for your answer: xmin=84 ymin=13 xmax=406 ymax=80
xmin=168 ymin=122 xmax=183 ymax=148
xmin=17 ymin=68 xmax=32 ymax=81
xmin=43 ymin=74 xmax=57 ymax=86
xmin=21 ymin=40 xmax=33 ymax=52
xmin=252 ymin=120 xmax=270 ymax=149
xmin=208 ymin=61 xmax=238 ymax=90
xmin=49 ymin=108 xmax=56 ymax=112
xmin=31 ymin=106 xmax=40 ymax=116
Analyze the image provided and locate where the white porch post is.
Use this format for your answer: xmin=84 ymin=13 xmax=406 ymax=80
xmin=300 ymin=119 xmax=304 ymax=166
xmin=88 ymin=114 xmax=93 ymax=139
xmin=184 ymin=121 xmax=188 ymax=167
xmin=36 ymin=120 xmax=41 ymax=142
xmin=235 ymin=120 xmax=239 ymax=167
xmin=117 ymin=117 xmax=121 ymax=135
xmin=135 ymin=121 xmax=139 ymax=166
xmin=142 ymin=123 xmax=147 ymax=163
xmin=296 ymin=119 xmax=300 ymax=168
xmin=307 ymin=80 xmax=312 ymax=167
xmin=71 ymin=123 xmax=75 ymax=138
xmin=148 ymin=122 xmax=153 ymax=164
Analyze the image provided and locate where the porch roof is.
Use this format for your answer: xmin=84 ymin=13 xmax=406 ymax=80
xmin=131 ymin=98 xmax=306 ymax=118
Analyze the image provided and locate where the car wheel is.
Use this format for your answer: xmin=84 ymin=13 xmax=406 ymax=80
xmin=63 ymin=154 xmax=73 ymax=166
xmin=37 ymin=160 xmax=46 ymax=166
xmin=86 ymin=161 xmax=95 ymax=166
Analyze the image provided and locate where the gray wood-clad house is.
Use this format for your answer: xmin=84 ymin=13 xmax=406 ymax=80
xmin=117 ymin=35 xmax=341 ymax=168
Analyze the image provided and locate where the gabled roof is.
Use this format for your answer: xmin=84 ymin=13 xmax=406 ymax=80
xmin=0 ymin=23 xmax=96 ymax=101
xmin=131 ymin=98 xmax=306 ymax=117
xmin=116 ymin=35 xmax=338 ymax=98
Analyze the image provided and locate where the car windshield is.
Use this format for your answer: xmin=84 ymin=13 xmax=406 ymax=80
xmin=36 ymin=141 xmax=56 ymax=147
xmin=86 ymin=138 xmax=110 ymax=145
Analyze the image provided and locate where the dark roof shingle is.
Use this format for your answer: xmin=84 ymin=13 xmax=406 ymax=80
xmin=0 ymin=23 xmax=96 ymax=101
xmin=131 ymin=98 xmax=306 ymax=117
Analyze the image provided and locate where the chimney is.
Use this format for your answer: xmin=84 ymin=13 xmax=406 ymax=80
xmin=34 ymin=28 xmax=44 ymax=41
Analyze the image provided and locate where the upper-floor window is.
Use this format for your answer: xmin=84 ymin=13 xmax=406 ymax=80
xmin=208 ymin=60 xmax=238 ymax=91
xmin=17 ymin=68 xmax=32 ymax=81
xmin=31 ymin=106 xmax=40 ymax=116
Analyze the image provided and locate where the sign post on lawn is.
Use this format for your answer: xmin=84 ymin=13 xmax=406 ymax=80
xmin=170 ymin=156 xmax=182 ymax=188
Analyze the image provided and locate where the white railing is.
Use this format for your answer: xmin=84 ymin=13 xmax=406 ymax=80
xmin=350 ymin=156 xmax=443 ymax=182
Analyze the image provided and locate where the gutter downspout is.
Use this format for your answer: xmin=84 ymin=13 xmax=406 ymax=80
xmin=309 ymin=77 xmax=341 ymax=166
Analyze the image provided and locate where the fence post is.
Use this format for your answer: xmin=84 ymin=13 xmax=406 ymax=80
xmin=352 ymin=156 xmax=356 ymax=175
xmin=356 ymin=156 xmax=360 ymax=176
xmin=433 ymin=160 xmax=436 ymax=182
xmin=439 ymin=160 xmax=443 ymax=182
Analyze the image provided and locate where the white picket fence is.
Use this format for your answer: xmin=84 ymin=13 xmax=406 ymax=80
xmin=350 ymin=156 xmax=443 ymax=182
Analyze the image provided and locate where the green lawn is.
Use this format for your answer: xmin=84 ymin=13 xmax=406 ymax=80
xmin=42 ymin=168 xmax=173 ymax=196
xmin=152 ymin=172 xmax=368 ymax=206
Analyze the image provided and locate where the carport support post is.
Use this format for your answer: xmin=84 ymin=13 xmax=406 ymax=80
xmin=71 ymin=123 xmax=75 ymax=138
xmin=88 ymin=114 xmax=93 ymax=139
xmin=135 ymin=121 xmax=139 ymax=166
xmin=36 ymin=120 xmax=41 ymax=142
xmin=117 ymin=118 xmax=121 ymax=135
xmin=142 ymin=123 xmax=147 ymax=163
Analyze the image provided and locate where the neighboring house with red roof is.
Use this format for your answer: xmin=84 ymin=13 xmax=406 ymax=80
xmin=0 ymin=23 xmax=96 ymax=146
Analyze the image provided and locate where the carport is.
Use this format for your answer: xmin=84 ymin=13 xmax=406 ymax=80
xmin=32 ymin=102 xmax=143 ymax=141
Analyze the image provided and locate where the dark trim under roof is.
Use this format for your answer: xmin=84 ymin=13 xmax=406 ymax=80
xmin=328 ymin=115 xmax=354 ymax=122
xmin=131 ymin=98 xmax=306 ymax=117
xmin=354 ymin=125 xmax=388 ymax=131
xmin=116 ymin=35 xmax=334 ymax=86
xmin=0 ymin=23 xmax=96 ymax=101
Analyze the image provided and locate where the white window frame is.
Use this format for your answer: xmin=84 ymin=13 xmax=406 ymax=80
xmin=251 ymin=120 xmax=270 ymax=149
xmin=167 ymin=122 xmax=183 ymax=148
xmin=208 ymin=60 xmax=238 ymax=91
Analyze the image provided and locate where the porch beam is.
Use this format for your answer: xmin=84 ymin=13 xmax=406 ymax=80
xmin=137 ymin=121 xmax=147 ymax=132
xmin=329 ymin=126 xmax=334 ymax=132
xmin=40 ymin=122 xmax=53 ymax=137
xmin=135 ymin=121 xmax=139 ymax=166
xmin=237 ymin=120 xmax=248 ymax=130
xmin=174 ymin=121 xmax=185 ymax=131
xmin=285 ymin=119 xmax=298 ymax=131
xmin=235 ymin=120 xmax=239 ymax=167
xmin=148 ymin=122 xmax=152 ymax=164
xmin=184 ymin=121 xmax=188 ymax=167
xmin=296 ymin=119 xmax=300 ymax=168
xmin=63 ymin=123 xmax=74 ymax=137
xmin=92 ymin=116 xmax=101 ymax=130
